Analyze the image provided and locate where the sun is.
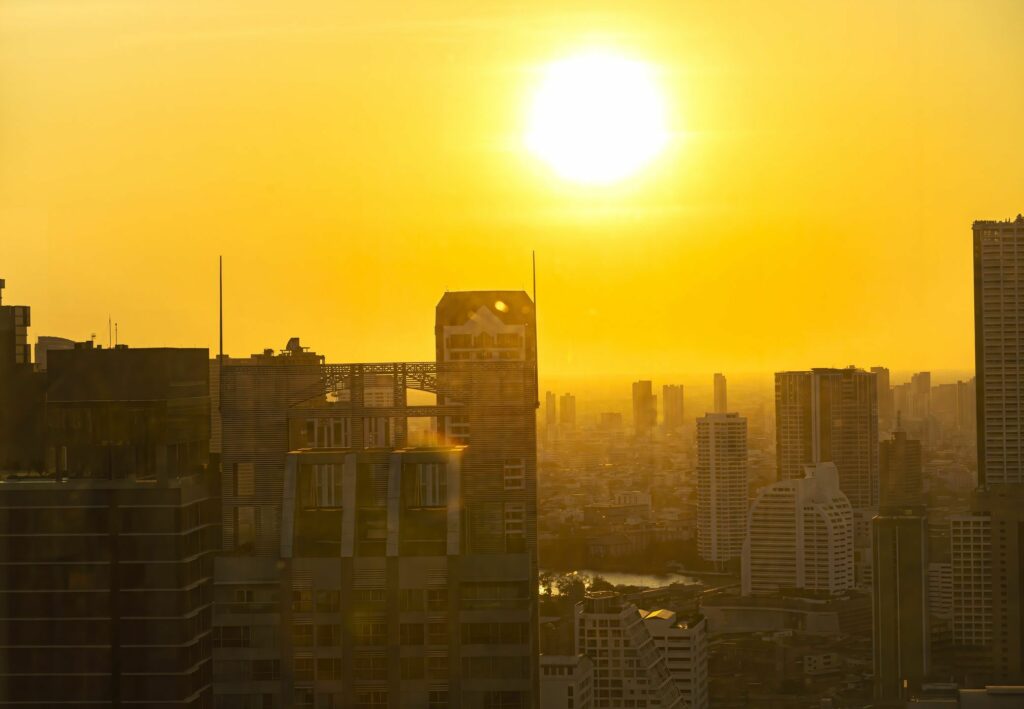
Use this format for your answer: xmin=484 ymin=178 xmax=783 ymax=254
xmin=525 ymin=50 xmax=670 ymax=185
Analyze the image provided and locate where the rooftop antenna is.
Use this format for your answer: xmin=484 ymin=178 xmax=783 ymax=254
xmin=219 ymin=255 xmax=224 ymax=360
xmin=108 ymin=316 xmax=112 ymax=349
xmin=115 ymin=322 xmax=118 ymax=347
xmin=532 ymin=250 xmax=539 ymax=407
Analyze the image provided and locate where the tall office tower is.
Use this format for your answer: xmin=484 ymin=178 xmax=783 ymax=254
xmin=540 ymin=655 xmax=594 ymax=709
xmin=742 ymin=462 xmax=854 ymax=596
xmin=880 ymin=430 xmax=924 ymax=508
xmin=950 ymin=514 xmax=992 ymax=652
xmin=574 ymin=592 xmax=682 ymax=709
xmin=872 ymin=509 xmax=929 ymax=702
xmin=0 ymin=345 xmax=218 ymax=707
xmin=545 ymin=391 xmax=558 ymax=441
xmin=911 ymin=371 xmax=932 ymax=420
xmin=893 ymin=382 xmax=913 ymax=422
xmin=220 ymin=338 xmax=325 ymax=555
xmin=957 ymin=378 xmax=978 ymax=435
xmin=696 ymin=413 xmax=748 ymax=566
xmin=559 ymin=393 xmax=576 ymax=431
xmin=0 ymin=279 xmax=44 ymax=471
xmin=212 ymin=291 xmax=539 ymax=709
xmin=871 ymin=366 xmax=894 ymax=429
xmin=713 ymin=373 xmax=727 ymax=414
xmin=641 ymin=610 xmax=709 ymax=709
xmin=632 ymin=380 xmax=657 ymax=438
xmin=662 ymin=384 xmax=685 ymax=432
xmin=970 ymin=215 xmax=1024 ymax=682
xmin=774 ymin=367 xmax=879 ymax=509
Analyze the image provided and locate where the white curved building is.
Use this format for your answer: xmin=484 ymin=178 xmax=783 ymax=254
xmin=742 ymin=462 xmax=855 ymax=596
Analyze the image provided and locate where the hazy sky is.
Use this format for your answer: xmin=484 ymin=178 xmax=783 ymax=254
xmin=2 ymin=0 xmax=1022 ymax=378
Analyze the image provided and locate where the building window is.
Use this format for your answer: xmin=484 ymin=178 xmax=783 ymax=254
xmin=414 ymin=463 xmax=447 ymax=507
xmin=313 ymin=464 xmax=342 ymax=507
xmin=503 ymin=459 xmax=525 ymax=490
xmin=504 ymin=503 xmax=525 ymax=552
xmin=294 ymin=658 xmax=314 ymax=681
xmin=354 ymin=692 xmax=388 ymax=709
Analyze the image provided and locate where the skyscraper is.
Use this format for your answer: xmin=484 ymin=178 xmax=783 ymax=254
xmin=559 ymin=393 xmax=576 ymax=432
xmin=212 ymin=290 xmax=540 ymax=708
xmin=967 ymin=215 xmax=1024 ymax=681
xmin=0 ymin=344 xmax=217 ymax=707
xmin=910 ymin=371 xmax=932 ymax=420
xmin=871 ymin=366 xmax=894 ymax=430
xmin=696 ymin=413 xmax=748 ymax=566
xmin=742 ymin=462 xmax=854 ymax=596
xmin=545 ymin=391 xmax=558 ymax=441
xmin=713 ymin=373 xmax=727 ymax=414
xmin=872 ymin=508 xmax=929 ymax=702
xmin=774 ymin=367 xmax=879 ymax=509
xmin=879 ymin=430 xmax=924 ymax=508
xmin=662 ymin=384 xmax=685 ymax=432
xmin=632 ymin=380 xmax=657 ymax=438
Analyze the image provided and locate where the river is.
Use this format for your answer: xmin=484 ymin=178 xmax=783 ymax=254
xmin=540 ymin=568 xmax=701 ymax=590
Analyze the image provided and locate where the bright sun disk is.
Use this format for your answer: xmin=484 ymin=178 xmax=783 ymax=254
xmin=525 ymin=50 xmax=669 ymax=185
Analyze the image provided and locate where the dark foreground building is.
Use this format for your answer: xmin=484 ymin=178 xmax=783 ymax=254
xmin=212 ymin=291 xmax=539 ymax=709
xmin=0 ymin=344 xmax=218 ymax=708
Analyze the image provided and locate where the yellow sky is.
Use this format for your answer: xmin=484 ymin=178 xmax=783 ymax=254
xmin=1 ymin=0 xmax=1022 ymax=378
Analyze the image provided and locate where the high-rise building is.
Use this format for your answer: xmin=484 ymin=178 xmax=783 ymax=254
xmin=911 ymin=371 xmax=932 ymax=420
xmin=559 ymin=393 xmax=576 ymax=431
xmin=220 ymin=338 xmax=325 ymax=555
xmin=951 ymin=513 xmax=992 ymax=649
xmin=545 ymin=391 xmax=558 ymax=441
xmin=212 ymin=291 xmax=540 ymax=709
xmin=696 ymin=413 xmax=748 ymax=566
xmin=713 ymin=373 xmax=727 ymax=414
xmin=967 ymin=215 xmax=1024 ymax=682
xmin=872 ymin=508 xmax=929 ymax=702
xmin=662 ymin=385 xmax=685 ymax=432
xmin=0 ymin=279 xmax=45 ymax=471
xmin=632 ymin=381 xmax=657 ymax=438
xmin=774 ymin=367 xmax=879 ymax=509
xmin=880 ymin=430 xmax=924 ymax=508
xmin=871 ymin=366 xmax=894 ymax=430
xmin=975 ymin=216 xmax=1024 ymax=486
xmin=742 ymin=462 xmax=854 ymax=596
xmin=641 ymin=610 xmax=709 ymax=709
xmin=0 ymin=345 xmax=217 ymax=708
xmin=574 ymin=592 xmax=682 ymax=709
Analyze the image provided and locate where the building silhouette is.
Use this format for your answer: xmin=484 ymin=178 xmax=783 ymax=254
xmin=713 ymin=373 xmax=727 ymax=414
xmin=559 ymin=393 xmax=576 ymax=432
xmin=631 ymin=380 xmax=657 ymax=438
xmin=872 ymin=507 xmax=929 ymax=703
xmin=0 ymin=279 xmax=45 ymax=471
xmin=958 ymin=215 xmax=1024 ymax=682
xmin=774 ymin=367 xmax=879 ymax=509
xmin=880 ymin=429 xmax=924 ymax=509
xmin=742 ymin=462 xmax=854 ymax=596
xmin=662 ymin=384 xmax=684 ymax=432
xmin=696 ymin=412 xmax=747 ymax=566
xmin=871 ymin=366 xmax=894 ymax=430
xmin=0 ymin=344 xmax=218 ymax=707
xmin=211 ymin=291 xmax=540 ymax=708
xmin=545 ymin=391 xmax=557 ymax=441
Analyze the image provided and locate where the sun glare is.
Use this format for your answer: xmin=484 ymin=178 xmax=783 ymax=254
xmin=525 ymin=50 xmax=670 ymax=185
